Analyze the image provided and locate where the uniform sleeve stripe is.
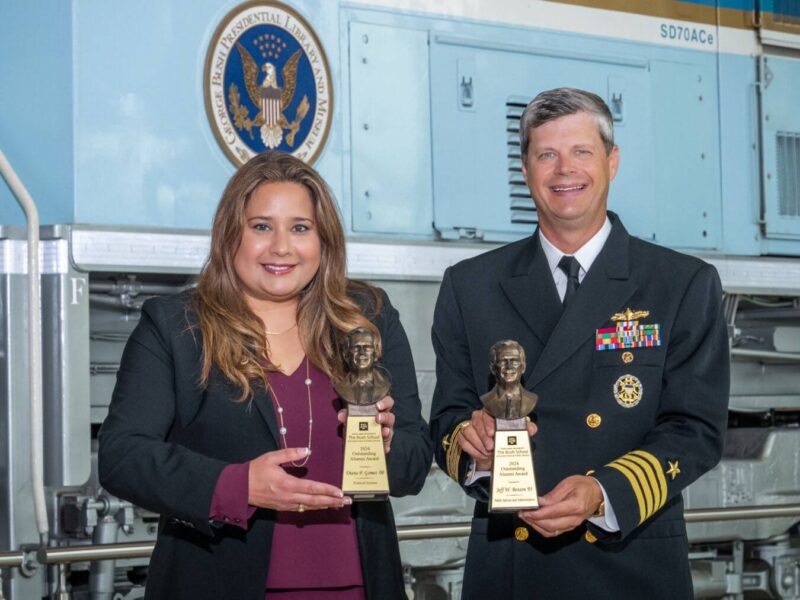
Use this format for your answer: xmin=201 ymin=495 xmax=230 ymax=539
xmin=446 ymin=442 xmax=462 ymax=481
xmin=622 ymin=453 xmax=663 ymax=513
xmin=630 ymin=450 xmax=668 ymax=504
xmin=445 ymin=422 xmax=471 ymax=482
xmin=615 ymin=457 xmax=654 ymax=519
xmin=607 ymin=461 xmax=646 ymax=523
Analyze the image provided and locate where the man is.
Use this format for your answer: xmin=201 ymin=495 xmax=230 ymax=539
xmin=480 ymin=341 xmax=538 ymax=421
xmin=430 ymin=88 xmax=729 ymax=599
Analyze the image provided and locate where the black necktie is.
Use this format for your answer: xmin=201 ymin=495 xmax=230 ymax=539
xmin=558 ymin=255 xmax=581 ymax=307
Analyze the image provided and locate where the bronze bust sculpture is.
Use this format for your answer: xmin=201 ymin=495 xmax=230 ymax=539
xmin=481 ymin=340 xmax=538 ymax=420
xmin=334 ymin=327 xmax=390 ymax=406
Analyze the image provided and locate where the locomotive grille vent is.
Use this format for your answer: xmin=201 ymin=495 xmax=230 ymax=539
xmin=773 ymin=1 xmax=800 ymax=26
xmin=777 ymin=132 xmax=800 ymax=218
xmin=507 ymin=98 xmax=536 ymax=225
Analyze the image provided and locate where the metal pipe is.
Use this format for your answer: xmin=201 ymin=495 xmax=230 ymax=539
xmin=684 ymin=504 xmax=800 ymax=523
xmin=397 ymin=523 xmax=472 ymax=541
xmin=89 ymin=518 xmax=118 ymax=600
xmin=0 ymin=552 xmax=25 ymax=568
xmin=0 ymin=502 xmax=793 ymax=569
xmin=0 ymin=151 xmax=48 ymax=543
xmin=731 ymin=348 xmax=800 ymax=361
xmin=39 ymin=542 xmax=154 ymax=565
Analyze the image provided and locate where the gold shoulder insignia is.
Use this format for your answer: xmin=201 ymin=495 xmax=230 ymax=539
xmin=611 ymin=308 xmax=650 ymax=322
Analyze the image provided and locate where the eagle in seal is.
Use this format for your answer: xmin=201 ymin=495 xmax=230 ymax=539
xmin=232 ymin=42 xmax=309 ymax=149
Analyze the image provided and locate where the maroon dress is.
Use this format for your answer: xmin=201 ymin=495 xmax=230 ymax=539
xmin=209 ymin=362 xmax=366 ymax=600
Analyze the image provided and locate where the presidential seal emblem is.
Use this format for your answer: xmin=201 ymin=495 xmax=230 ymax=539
xmin=614 ymin=374 xmax=643 ymax=408
xmin=204 ymin=1 xmax=332 ymax=166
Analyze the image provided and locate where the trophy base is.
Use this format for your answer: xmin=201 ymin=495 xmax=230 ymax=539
xmin=489 ymin=418 xmax=538 ymax=513
xmin=342 ymin=406 xmax=389 ymax=500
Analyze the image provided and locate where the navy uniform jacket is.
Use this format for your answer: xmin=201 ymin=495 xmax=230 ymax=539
xmin=430 ymin=214 xmax=729 ymax=599
xmin=99 ymin=289 xmax=432 ymax=600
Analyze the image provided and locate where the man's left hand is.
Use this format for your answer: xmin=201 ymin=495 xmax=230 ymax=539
xmin=337 ymin=395 xmax=395 ymax=453
xmin=517 ymin=475 xmax=603 ymax=537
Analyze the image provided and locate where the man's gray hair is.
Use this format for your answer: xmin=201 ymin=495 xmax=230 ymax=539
xmin=519 ymin=88 xmax=615 ymax=159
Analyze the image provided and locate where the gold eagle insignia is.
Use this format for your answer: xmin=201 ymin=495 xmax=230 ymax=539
xmin=228 ymin=43 xmax=310 ymax=149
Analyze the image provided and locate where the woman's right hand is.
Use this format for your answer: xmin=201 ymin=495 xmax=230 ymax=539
xmin=248 ymin=447 xmax=351 ymax=511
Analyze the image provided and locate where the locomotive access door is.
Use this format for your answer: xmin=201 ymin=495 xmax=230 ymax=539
xmin=428 ymin=34 xmax=654 ymax=243
xmin=760 ymin=54 xmax=800 ymax=240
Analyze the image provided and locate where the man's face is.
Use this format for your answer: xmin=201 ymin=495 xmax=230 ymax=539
xmin=495 ymin=347 xmax=524 ymax=385
xmin=522 ymin=111 xmax=619 ymax=238
xmin=349 ymin=333 xmax=375 ymax=371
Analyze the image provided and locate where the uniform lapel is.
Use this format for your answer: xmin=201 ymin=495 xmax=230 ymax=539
xmin=500 ymin=232 xmax=563 ymax=348
xmin=529 ymin=216 xmax=637 ymax=388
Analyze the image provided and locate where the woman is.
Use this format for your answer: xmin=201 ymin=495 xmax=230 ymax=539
xmin=98 ymin=152 xmax=433 ymax=599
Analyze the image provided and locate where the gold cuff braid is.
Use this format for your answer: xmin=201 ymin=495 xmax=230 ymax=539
xmin=445 ymin=421 xmax=472 ymax=481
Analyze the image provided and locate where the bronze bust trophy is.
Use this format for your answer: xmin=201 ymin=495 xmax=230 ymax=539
xmin=334 ymin=328 xmax=390 ymax=500
xmin=482 ymin=340 xmax=539 ymax=512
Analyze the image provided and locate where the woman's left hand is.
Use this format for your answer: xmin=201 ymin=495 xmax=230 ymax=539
xmin=337 ymin=395 xmax=395 ymax=454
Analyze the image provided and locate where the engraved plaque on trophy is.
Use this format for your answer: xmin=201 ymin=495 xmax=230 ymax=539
xmin=482 ymin=340 xmax=539 ymax=512
xmin=334 ymin=328 xmax=390 ymax=501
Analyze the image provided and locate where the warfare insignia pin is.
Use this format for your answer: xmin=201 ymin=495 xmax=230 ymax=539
xmin=611 ymin=308 xmax=650 ymax=322
xmin=613 ymin=374 xmax=643 ymax=408
xmin=204 ymin=1 xmax=333 ymax=166
xmin=596 ymin=308 xmax=661 ymax=351
xmin=667 ymin=460 xmax=681 ymax=480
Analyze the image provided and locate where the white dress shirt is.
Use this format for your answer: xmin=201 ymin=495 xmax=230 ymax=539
xmin=538 ymin=217 xmax=612 ymax=302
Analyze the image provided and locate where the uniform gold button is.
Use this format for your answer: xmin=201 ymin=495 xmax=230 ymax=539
xmin=514 ymin=526 xmax=529 ymax=541
xmin=586 ymin=413 xmax=602 ymax=428
xmin=622 ymin=351 xmax=634 ymax=364
xmin=584 ymin=530 xmax=597 ymax=543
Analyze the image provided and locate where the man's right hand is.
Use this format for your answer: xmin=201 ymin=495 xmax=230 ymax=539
xmin=457 ymin=409 xmax=537 ymax=471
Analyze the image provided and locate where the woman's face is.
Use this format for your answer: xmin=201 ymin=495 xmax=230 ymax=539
xmin=233 ymin=181 xmax=322 ymax=310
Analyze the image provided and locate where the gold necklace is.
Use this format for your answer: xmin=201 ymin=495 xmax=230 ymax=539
xmin=265 ymin=322 xmax=298 ymax=336
xmin=269 ymin=357 xmax=313 ymax=467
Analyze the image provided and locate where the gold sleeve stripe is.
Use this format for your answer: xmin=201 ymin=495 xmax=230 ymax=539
xmin=607 ymin=461 xmax=646 ymax=523
xmin=615 ymin=457 xmax=654 ymax=518
xmin=607 ymin=450 xmax=670 ymax=524
xmin=445 ymin=421 xmax=471 ymax=481
xmin=630 ymin=450 xmax=668 ymax=501
xmin=624 ymin=453 xmax=663 ymax=511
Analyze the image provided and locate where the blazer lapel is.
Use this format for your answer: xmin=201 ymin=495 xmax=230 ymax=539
xmin=529 ymin=217 xmax=637 ymax=388
xmin=252 ymin=386 xmax=280 ymax=446
xmin=500 ymin=232 xmax=563 ymax=347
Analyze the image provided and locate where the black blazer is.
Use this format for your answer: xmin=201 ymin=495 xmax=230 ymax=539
xmin=430 ymin=214 xmax=729 ymax=600
xmin=99 ymin=289 xmax=432 ymax=600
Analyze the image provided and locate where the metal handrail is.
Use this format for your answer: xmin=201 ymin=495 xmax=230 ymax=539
xmin=0 ymin=503 xmax=799 ymax=569
xmin=731 ymin=348 xmax=800 ymax=361
xmin=0 ymin=151 xmax=48 ymax=544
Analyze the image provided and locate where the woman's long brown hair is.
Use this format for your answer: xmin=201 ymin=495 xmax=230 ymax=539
xmin=194 ymin=152 xmax=381 ymax=401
